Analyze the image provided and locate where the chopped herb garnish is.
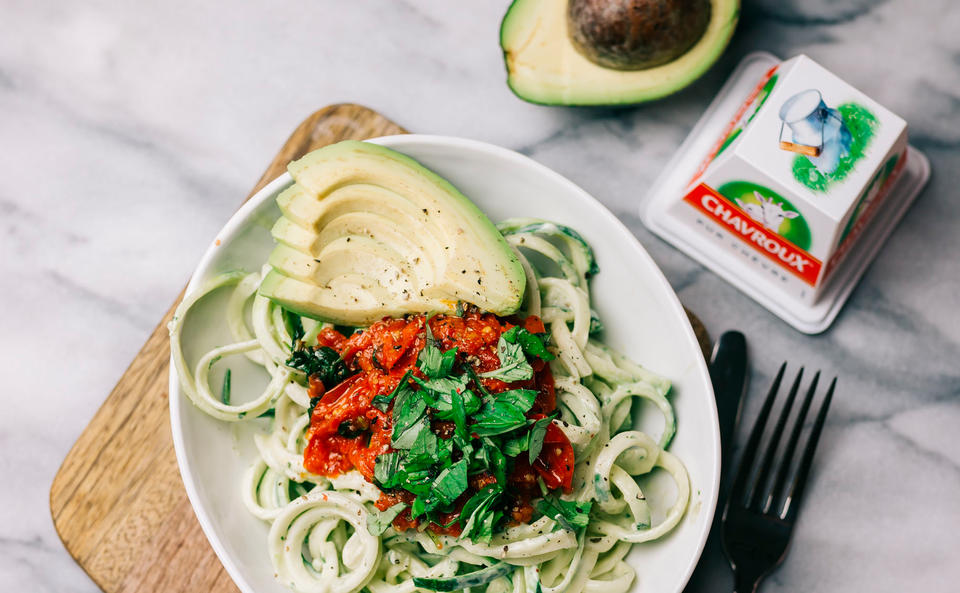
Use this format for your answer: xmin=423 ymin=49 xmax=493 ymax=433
xmin=286 ymin=345 xmax=354 ymax=389
xmin=501 ymin=325 xmax=555 ymax=361
xmin=392 ymin=414 xmax=428 ymax=450
xmin=367 ymin=316 xmax=568 ymax=541
xmin=502 ymin=431 xmax=529 ymax=457
xmin=372 ymin=370 xmax=413 ymax=411
xmin=471 ymin=389 xmax=537 ymax=436
xmin=459 ymin=484 xmax=504 ymax=543
xmin=366 ymin=502 xmax=406 ymax=536
xmin=418 ymin=342 xmax=457 ymax=378
xmin=433 ymin=459 xmax=469 ymax=504
xmin=220 ymin=368 xmax=232 ymax=405
xmin=480 ymin=334 xmax=534 ymax=382
xmin=406 ymin=423 xmax=440 ymax=466
xmin=536 ymin=497 xmax=592 ymax=531
xmin=479 ymin=438 xmax=507 ymax=485
xmin=374 ymin=452 xmax=404 ymax=488
xmin=410 ymin=494 xmax=438 ymax=519
xmin=528 ymin=416 xmax=553 ymax=464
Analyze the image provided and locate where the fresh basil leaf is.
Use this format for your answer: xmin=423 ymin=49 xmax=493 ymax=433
xmin=459 ymin=484 xmax=503 ymax=542
xmin=472 ymin=506 xmax=503 ymax=544
xmin=480 ymin=336 xmax=534 ymax=382
xmin=518 ymin=330 xmax=555 ymax=361
xmin=501 ymin=325 xmax=554 ymax=361
xmin=528 ymin=416 xmax=553 ymax=464
xmin=536 ymin=497 xmax=592 ymax=531
xmin=391 ymin=384 xmax=427 ymax=444
xmin=502 ymin=431 xmax=529 ymax=457
xmin=220 ymin=368 xmax=232 ymax=405
xmin=471 ymin=390 xmax=537 ymax=437
xmin=419 ymin=344 xmax=458 ymax=379
xmin=406 ymin=424 xmax=439 ymax=467
xmin=500 ymin=326 xmax=520 ymax=343
xmin=392 ymin=415 xmax=428 ymax=450
xmin=402 ymin=469 xmax=434 ymax=496
xmin=497 ymin=389 xmax=537 ymax=411
xmin=417 ymin=343 xmax=443 ymax=377
xmin=372 ymin=370 xmax=413 ymax=411
xmin=459 ymin=484 xmax=497 ymax=528
xmin=435 ymin=435 xmax=455 ymax=466
xmin=471 ymin=404 xmax=526 ymax=436
xmin=414 ymin=375 xmax=469 ymax=399
xmin=481 ymin=438 xmax=507 ymax=485
xmin=450 ymin=387 xmax=468 ymax=443
xmin=433 ymin=459 xmax=469 ymax=505
xmin=366 ymin=502 xmax=406 ymax=536
xmin=411 ymin=494 xmax=438 ymax=519
xmin=286 ymin=346 xmax=354 ymax=388
xmin=419 ymin=377 xmax=479 ymax=421
xmin=374 ymin=452 xmax=403 ymax=488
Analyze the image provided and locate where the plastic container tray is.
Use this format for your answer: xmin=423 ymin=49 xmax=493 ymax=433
xmin=643 ymin=52 xmax=930 ymax=333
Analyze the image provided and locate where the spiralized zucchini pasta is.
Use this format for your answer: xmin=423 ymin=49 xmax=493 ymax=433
xmin=170 ymin=219 xmax=689 ymax=593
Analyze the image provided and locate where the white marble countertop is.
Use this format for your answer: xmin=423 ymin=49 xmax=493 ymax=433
xmin=3 ymin=1 xmax=958 ymax=591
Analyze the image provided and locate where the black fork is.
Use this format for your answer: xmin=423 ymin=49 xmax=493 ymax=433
xmin=721 ymin=363 xmax=836 ymax=593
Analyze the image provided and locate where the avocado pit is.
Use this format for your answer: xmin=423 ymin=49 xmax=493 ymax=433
xmin=568 ymin=0 xmax=712 ymax=71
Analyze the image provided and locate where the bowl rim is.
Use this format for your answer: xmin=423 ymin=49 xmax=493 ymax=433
xmin=169 ymin=133 xmax=721 ymax=593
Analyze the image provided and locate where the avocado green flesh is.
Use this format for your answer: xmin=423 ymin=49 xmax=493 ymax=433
xmin=259 ymin=141 xmax=526 ymax=326
xmin=501 ymin=0 xmax=739 ymax=106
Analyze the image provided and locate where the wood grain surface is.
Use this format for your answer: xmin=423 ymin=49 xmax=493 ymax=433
xmin=50 ymin=103 xmax=709 ymax=593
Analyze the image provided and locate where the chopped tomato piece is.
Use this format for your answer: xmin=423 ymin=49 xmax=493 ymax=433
xmin=532 ymin=422 xmax=575 ymax=493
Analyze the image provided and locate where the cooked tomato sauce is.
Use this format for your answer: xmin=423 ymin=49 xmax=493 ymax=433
xmin=301 ymin=310 xmax=572 ymax=534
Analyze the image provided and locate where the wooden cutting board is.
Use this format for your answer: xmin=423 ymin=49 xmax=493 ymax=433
xmin=50 ymin=104 xmax=710 ymax=593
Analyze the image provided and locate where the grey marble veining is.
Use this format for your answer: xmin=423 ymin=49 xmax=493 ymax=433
xmin=2 ymin=1 xmax=958 ymax=591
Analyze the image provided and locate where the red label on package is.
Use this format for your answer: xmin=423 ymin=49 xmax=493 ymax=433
xmin=683 ymin=183 xmax=822 ymax=286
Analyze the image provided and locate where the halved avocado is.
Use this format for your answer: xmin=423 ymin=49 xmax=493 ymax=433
xmin=259 ymin=141 xmax=526 ymax=326
xmin=501 ymin=0 xmax=739 ymax=106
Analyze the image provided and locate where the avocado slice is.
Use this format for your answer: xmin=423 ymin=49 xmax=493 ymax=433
xmin=259 ymin=141 xmax=526 ymax=326
xmin=501 ymin=0 xmax=739 ymax=106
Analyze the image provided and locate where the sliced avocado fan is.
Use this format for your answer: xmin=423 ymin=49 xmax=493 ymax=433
xmin=501 ymin=0 xmax=739 ymax=106
xmin=259 ymin=141 xmax=526 ymax=326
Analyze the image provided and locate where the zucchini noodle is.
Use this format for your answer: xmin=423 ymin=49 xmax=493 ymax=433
xmin=170 ymin=219 xmax=689 ymax=593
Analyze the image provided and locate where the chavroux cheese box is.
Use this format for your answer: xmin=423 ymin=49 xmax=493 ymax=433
xmin=669 ymin=55 xmax=908 ymax=305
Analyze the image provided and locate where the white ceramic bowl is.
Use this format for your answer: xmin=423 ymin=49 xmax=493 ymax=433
xmin=170 ymin=134 xmax=720 ymax=593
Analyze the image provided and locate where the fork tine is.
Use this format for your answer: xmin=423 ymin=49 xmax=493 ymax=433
xmin=748 ymin=368 xmax=804 ymax=510
xmin=781 ymin=377 xmax=836 ymax=521
xmin=727 ymin=362 xmax=786 ymax=506
xmin=765 ymin=371 xmax=820 ymax=513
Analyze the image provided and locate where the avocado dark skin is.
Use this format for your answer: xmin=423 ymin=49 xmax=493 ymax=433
xmin=568 ymin=0 xmax=712 ymax=71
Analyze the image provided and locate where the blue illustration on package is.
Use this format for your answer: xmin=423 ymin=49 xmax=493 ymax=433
xmin=778 ymin=89 xmax=851 ymax=176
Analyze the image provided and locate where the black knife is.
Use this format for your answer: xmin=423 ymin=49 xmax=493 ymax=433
xmin=708 ymin=331 xmax=748 ymax=491
xmin=682 ymin=331 xmax=749 ymax=593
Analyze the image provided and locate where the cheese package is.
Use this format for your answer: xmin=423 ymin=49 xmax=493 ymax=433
xmin=644 ymin=53 xmax=930 ymax=333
